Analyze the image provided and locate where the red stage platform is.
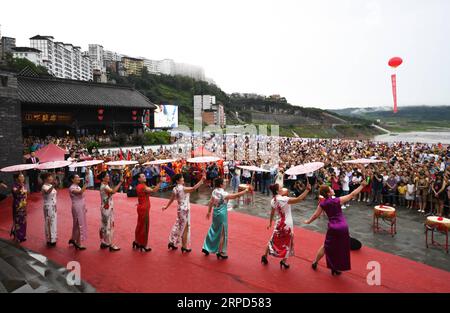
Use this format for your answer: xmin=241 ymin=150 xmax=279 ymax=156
xmin=1 ymin=190 xmax=449 ymax=293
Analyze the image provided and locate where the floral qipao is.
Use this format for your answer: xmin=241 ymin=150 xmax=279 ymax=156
xmin=42 ymin=183 xmax=57 ymax=243
xmin=100 ymin=183 xmax=115 ymax=246
xmin=11 ymin=182 xmax=28 ymax=242
xmin=268 ymin=195 xmax=295 ymax=259
xmin=169 ymin=184 xmax=191 ymax=246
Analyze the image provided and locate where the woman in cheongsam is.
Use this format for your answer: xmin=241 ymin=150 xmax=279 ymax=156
xmin=304 ymin=180 xmax=367 ymax=276
xmin=133 ymin=173 xmax=161 ymax=252
xmin=11 ymin=173 xmax=28 ymax=243
xmin=260 ymin=183 xmax=310 ymax=269
xmin=69 ymin=173 xmax=89 ymax=250
xmin=98 ymin=171 xmax=123 ymax=252
xmin=162 ymin=173 xmax=204 ymax=253
xmin=202 ymin=178 xmax=251 ymax=259
xmin=41 ymin=172 xmax=58 ymax=247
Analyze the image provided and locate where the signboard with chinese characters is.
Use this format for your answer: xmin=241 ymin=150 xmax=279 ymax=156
xmin=23 ymin=112 xmax=73 ymax=124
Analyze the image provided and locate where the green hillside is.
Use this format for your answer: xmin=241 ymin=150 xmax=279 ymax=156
xmin=108 ymin=71 xmax=382 ymax=138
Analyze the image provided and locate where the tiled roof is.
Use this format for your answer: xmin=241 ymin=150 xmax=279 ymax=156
xmin=17 ymin=75 xmax=156 ymax=109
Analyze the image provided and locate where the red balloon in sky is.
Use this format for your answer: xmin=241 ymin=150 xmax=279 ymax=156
xmin=388 ymin=57 xmax=403 ymax=68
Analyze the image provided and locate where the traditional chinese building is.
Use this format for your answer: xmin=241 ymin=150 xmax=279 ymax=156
xmin=17 ymin=70 xmax=156 ymax=137
xmin=0 ymin=69 xmax=156 ymax=183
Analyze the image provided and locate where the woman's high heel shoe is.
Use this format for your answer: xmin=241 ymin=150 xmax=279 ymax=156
xmin=132 ymin=241 xmax=139 ymax=250
xmin=331 ymin=269 xmax=341 ymax=276
xmin=261 ymin=255 xmax=268 ymax=265
xmin=280 ymin=260 xmax=290 ymax=269
xmin=68 ymin=239 xmax=75 ymax=246
xmin=181 ymin=247 xmax=192 ymax=253
xmin=216 ymin=253 xmax=228 ymax=260
xmin=100 ymin=243 xmax=110 ymax=249
xmin=73 ymin=242 xmax=86 ymax=250
xmin=202 ymin=248 xmax=210 ymax=256
xmin=140 ymin=246 xmax=152 ymax=252
xmin=312 ymin=262 xmax=318 ymax=271
xmin=168 ymin=242 xmax=178 ymax=250
xmin=109 ymin=245 xmax=121 ymax=252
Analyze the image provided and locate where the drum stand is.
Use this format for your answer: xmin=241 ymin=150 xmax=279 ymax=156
xmin=425 ymin=224 xmax=449 ymax=253
xmin=373 ymin=214 xmax=397 ymax=237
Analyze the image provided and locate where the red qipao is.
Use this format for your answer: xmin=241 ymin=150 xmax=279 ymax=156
xmin=135 ymin=183 xmax=151 ymax=246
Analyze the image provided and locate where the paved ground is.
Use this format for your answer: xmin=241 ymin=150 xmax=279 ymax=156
xmin=157 ymin=185 xmax=450 ymax=272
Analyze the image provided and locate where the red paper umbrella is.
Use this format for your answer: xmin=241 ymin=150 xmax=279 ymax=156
xmin=388 ymin=57 xmax=403 ymax=68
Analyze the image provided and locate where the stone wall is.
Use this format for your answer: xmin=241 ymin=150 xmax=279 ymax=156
xmin=0 ymin=71 xmax=23 ymax=187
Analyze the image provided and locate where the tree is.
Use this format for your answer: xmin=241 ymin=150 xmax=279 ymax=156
xmin=0 ymin=54 xmax=49 ymax=75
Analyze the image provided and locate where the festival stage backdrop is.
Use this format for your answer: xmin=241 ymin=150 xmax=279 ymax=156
xmin=152 ymin=104 xmax=179 ymax=128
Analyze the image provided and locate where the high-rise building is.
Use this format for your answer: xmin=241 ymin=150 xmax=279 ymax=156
xmin=158 ymin=59 xmax=175 ymax=75
xmin=88 ymin=44 xmax=105 ymax=73
xmin=194 ymin=95 xmax=225 ymax=127
xmin=122 ymin=56 xmax=144 ymax=76
xmin=30 ymin=35 xmax=92 ymax=81
xmin=1 ymin=36 xmax=16 ymax=59
xmin=143 ymin=58 xmax=160 ymax=74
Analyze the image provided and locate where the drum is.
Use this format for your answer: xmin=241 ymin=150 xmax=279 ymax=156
xmin=238 ymin=184 xmax=248 ymax=192
xmin=426 ymin=216 xmax=450 ymax=232
xmin=238 ymin=184 xmax=252 ymax=205
xmin=374 ymin=205 xmax=396 ymax=219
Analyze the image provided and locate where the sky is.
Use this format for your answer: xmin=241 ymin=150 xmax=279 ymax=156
xmin=1 ymin=0 xmax=449 ymax=109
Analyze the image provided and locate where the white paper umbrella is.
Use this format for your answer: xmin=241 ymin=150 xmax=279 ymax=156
xmin=187 ymin=156 xmax=221 ymax=163
xmin=285 ymin=162 xmax=324 ymax=176
xmin=105 ymin=160 xmax=138 ymax=166
xmin=237 ymin=165 xmax=270 ymax=172
xmin=1 ymin=164 xmax=38 ymax=172
xmin=143 ymin=159 xmax=178 ymax=165
xmin=37 ymin=160 xmax=72 ymax=170
xmin=69 ymin=160 xmax=104 ymax=168
xmin=343 ymin=158 xmax=386 ymax=164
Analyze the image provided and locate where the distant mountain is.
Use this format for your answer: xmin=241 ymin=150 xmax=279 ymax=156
xmin=331 ymin=106 xmax=450 ymax=122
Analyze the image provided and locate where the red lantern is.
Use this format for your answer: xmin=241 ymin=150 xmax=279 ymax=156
xmin=132 ymin=110 xmax=137 ymax=115
xmin=388 ymin=57 xmax=403 ymax=68
xmin=132 ymin=116 xmax=137 ymax=121
xmin=98 ymin=109 xmax=104 ymax=115
xmin=98 ymin=115 xmax=104 ymax=121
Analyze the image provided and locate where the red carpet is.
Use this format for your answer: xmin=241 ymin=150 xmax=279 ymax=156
xmin=1 ymin=189 xmax=449 ymax=293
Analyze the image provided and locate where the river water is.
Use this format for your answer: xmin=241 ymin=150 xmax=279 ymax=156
xmin=374 ymin=131 xmax=450 ymax=144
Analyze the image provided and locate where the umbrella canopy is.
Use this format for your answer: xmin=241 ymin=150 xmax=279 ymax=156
xmin=187 ymin=156 xmax=221 ymax=163
xmin=192 ymin=146 xmax=216 ymax=157
xmin=1 ymin=164 xmax=38 ymax=173
xmin=285 ymin=162 xmax=325 ymax=176
xmin=69 ymin=160 xmax=104 ymax=168
xmin=343 ymin=158 xmax=386 ymax=164
xmin=34 ymin=144 xmax=66 ymax=163
xmin=143 ymin=159 xmax=178 ymax=165
xmin=237 ymin=165 xmax=270 ymax=172
xmin=37 ymin=161 xmax=72 ymax=170
xmin=105 ymin=160 xmax=138 ymax=166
